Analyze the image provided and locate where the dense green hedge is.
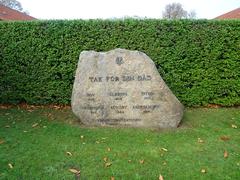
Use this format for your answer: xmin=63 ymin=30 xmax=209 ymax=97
xmin=0 ymin=19 xmax=240 ymax=106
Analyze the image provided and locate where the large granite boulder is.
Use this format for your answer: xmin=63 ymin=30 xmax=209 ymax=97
xmin=71 ymin=49 xmax=184 ymax=128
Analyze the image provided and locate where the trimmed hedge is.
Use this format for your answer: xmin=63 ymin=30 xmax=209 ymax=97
xmin=0 ymin=19 xmax=240 ymax=106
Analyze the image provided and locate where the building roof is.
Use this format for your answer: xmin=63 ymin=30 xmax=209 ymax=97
xmin=0 ymin=4 xmax=36 ymax=21
xmin=215 ymin=7 xmax=240 ymax=19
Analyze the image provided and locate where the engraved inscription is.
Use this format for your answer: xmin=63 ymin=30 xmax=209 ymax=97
xmin=133 ymin=105 xmax=160 ymax=110
xmin=122 ymin=75 xmax=135 ymax=82
xmin=109 ymin=92 xmax=127 ymax=101
xmin=88 ymin=74 xmax=152 ymax=83
xmin=137 ymin=74 xmax=152 ymax=81
xmin=106 ymin=76 xmax=120 ymax=82
xmin=89 ymin=76 xmax=103 ymax=82
xmin=86 ymin=93 xmax=95 ymax=97
xmin=98 ymin=118 xmax=141 ymax=125
xmin=86 ymin=93 xmax=95 ymax=101
xmin=141 ymin=91 xmax=154 ymax=100
xmin=80 ymin=105 xmax=104 ymax=114
xmin=111 ymin=105 xmax=127 ymax=114
xmin=116 ymin=57 xmax=124 ymax=65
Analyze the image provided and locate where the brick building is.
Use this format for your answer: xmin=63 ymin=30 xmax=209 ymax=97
xmin=215 ymin=7 xmax=240 ymax=19
xmin=0 ymin=4 xmax=36 ymax=21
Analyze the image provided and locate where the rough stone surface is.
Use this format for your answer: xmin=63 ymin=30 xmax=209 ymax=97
xmin=71 ymin=49 xmax=184 ymax=128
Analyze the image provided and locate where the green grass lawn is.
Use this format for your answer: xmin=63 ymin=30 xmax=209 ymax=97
xmin=0 ymin=106 xmax=240 ymax=179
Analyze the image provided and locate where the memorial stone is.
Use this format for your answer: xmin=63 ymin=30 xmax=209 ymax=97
xmin=71 ymin=49 xmax=184 ymax=128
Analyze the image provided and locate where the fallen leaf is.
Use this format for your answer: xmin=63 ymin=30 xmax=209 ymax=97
xmin=47 ymin=113 xmax=52 ymax=117
xmin=207 ymin=104 xmax=220 ymax=108
xmin=103 ymin=157 xmax=108 ymax=162
xmin=224 ymin=150 xmax=228 ymax=158
xmin=159 ymin=174 xmax=164 ymax=180
xmin=80 ymin=135 xmax=84 ymax=139
xmin=231 ymin=124 xmax=237 ymax=129
xmin=107 ymin=147 xmax=111 ymax=152
xmin=128 ymin=160 xmax=132 ymax=163
xmin=32 ymin=123 xmax=39 ymax=128
xmin=201 ymin=169 xmax=206 ymax=173
xmin=111 ymin=176 xmax=115 ymax=180
xmin=66 ymin=151 xmax=73 ymax=156
xmin=198 ymin=138 xmax=204 ymax=143
xmin=220 ymin=136 xmax=230 ymax=141
xmin=161 ymin=148 xmax=168 ymax=152
xmin=0 ymin=139 xmax=5 ymax=144
xmin=8 ymin=163 xmax=13 ymax=169
xmin=53 ymin=105 xmax=61 ymax=110
xmin=139 ymin=160 xmax=144 ymax=164
xmin=105 ymin=162 xmax=112 ymax=167
xmin=69 ymin=168 xmax=80 ymax=174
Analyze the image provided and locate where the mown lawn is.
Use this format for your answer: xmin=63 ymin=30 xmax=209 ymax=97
xmin=0 ymin=106 xmax=240 ymax=179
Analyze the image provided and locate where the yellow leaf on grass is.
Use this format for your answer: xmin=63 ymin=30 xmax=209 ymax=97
xmin=32 ymin=123 xmax=39 ymax=128
xmin=8 ymin=163 xmax=13 ymax=169
xmin=224 ymin=150 xmax=228 ymax=158
xmin=198 ymin=138 xmax=204 ymax=143
xmin=66 ymin=151 xmax=73 ymax=156
xmin=105 ymin=162 xmax=112 ymax=167
xmin=103 ymin=157 xmax=108 ymax=162
xmin=69 ymin=168 xmax=80 ymax=174
xmin=80 ymin=135 xmax=84 ymax=139
xmin=107 ymin=147 xmax=111 ymax=152
xmin=0 ymin=139 xmax=5 ymax=144
xmin=139 ymin=160 xmax=144 ymax=164
xmin=159 ymin=174 xmax=164 ymax=180
xmin=161 ymin=148 xmax=168 ymax=152
xmin=111 ymin=176 xmax=115 ymax=180
xmin=201 ymin=169 xmax=206 ymax=173
xmin=220 ymin=136 xmax=230 ymax=141
xmin=231 ymin=124 xmax=237 ymax=128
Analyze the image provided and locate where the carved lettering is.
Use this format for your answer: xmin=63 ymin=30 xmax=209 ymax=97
xmin=137 ymin=74 xmax=152 ymax=81
xmin=80 ymin=106 xmax=104 ymax=110
xmin=142 ymin=91 xmax=154 ymax=100
xmin=133 ymin=105 xmax=160 ymax=110
xmin=106 ymin=76 xmax=120 ymax=82
xmin=98 ymin=118 xmax=141 ymax=123
xmin=122 ymin=75 xmax=135 ymax=81
xmin=89 ymin=76 xmax=103 ymax=82
xmin=86 ymin=93 xmax=95 ymax=97
xmin=141 ymin=92 xmax=154 ymax=96
xmin=109 ymin=92 xmax=127 ymax=97
xmin=111 ymin=105 xmax=127 ymax=109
